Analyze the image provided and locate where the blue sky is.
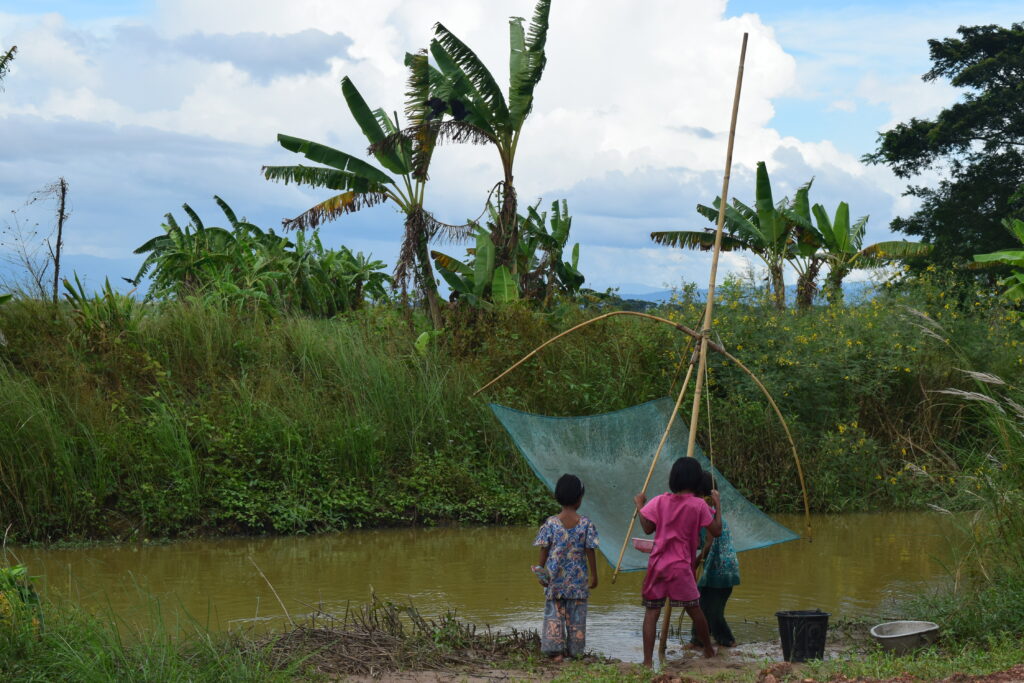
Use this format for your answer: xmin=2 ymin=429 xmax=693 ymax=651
xmin=1 ymin=1 xmax=1021 ymax=293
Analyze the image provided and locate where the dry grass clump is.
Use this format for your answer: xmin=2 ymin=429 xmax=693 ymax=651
xmin=257 ymin=598 xmax=539 ymax=677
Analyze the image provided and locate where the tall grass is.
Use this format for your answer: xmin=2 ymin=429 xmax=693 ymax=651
xmin=0 ymin=270 xmax=1019 ymax=541
xmin=0 ymin=595 xmax=290 ymax=682
xmin=904 ymin=318 xmax=1024 ymax=642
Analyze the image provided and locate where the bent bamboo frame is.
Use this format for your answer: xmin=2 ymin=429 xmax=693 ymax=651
xmin=473 ymin=309 xmax=813 ymax=545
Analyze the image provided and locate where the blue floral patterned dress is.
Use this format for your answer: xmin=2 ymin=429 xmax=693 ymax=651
xmin=691 ymin=515 xmax=740 ymax=647
xmin=533 ymin=516 xmax=599 ymax=656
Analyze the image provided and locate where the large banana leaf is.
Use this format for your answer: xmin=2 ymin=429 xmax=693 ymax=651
xmin=432 ymin=25 xmax=510 ymax=134
xmin=695 ymin=200 xmax=766 ymax=247
xmin=473 ymin=230 xmax=496 ymax=297
xmin=428 ymin=43 xmax=494 ymax=136
xmin=508 ymin=0 xmax=550 ymax=129
xmin=861 ymin=241 xmax=934 ymax=260
xmin=262 ymin=165 xmax=386 ymax=194
xmin=275 ymin=134 xmax=396 ymax=187
xmin=1003 ymin=217 xmax=1024 ymax=243
xmin=811 ymin=204 xmax=837 ymax=252
xmin=404 ymin=50 xmax=437 ymax=181
xmin=650 ymin=230 xmax=748 ymax=252
xmin=285 ymin=190 xmax=391 ymax=230
xmin=754 ymin=161 xmax=786 ymax=244
xmin=341 ymin=77 xmax=408 ymax=176
xmin=998 ymin=272 xmax=1024 ymax=301
xmin=974 ymin=249 xmax=1024 ymax=266
xmin=491 ymin=265 xmax=519 ymax=303
xmin=430 ymin=250 xmax=473 ymax=277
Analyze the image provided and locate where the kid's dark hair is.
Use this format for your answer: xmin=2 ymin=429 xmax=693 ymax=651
xmin=697 ymin=471 xmax=715 ymax=497
xmin=669 ymin=457 xmax=703 ymax=493
xmin=555 ymin=473 xmax=585 ymax=506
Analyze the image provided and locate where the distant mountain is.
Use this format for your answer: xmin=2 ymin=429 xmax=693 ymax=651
xmin=611 ymin=281 xmax=878 ymax=305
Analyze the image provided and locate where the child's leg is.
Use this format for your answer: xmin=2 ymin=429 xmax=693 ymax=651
xmin=684 ymin=604 xmax=715 ymax=658
xmin=540 ymin=599 xmax=567 ymax=659
xmin=706 ymin=587 xmax=735 ymax=646
xmin=565 ymin=599 xmax=588 ymax=658
xmin=641 ymin=606 xmax=661 ymax=667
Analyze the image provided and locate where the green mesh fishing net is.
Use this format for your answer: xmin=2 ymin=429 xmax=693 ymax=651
xmin=491 ymin=397 xmax=799 ymax=572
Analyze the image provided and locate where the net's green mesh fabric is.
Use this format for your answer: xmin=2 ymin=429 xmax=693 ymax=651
xmin=491 ymin=397 xmax=798 ymax=572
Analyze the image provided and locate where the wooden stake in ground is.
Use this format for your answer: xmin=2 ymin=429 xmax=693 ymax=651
xmin=660 ymin=32 xmax=748 ymax=658
xmin=50 ymin=177 xmax=68 ymax=304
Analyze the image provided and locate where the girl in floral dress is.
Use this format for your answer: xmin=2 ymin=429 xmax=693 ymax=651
xmin=532 ymin=473 xmax=599 ymax=661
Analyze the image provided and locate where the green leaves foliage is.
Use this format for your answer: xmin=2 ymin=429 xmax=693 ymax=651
xmin=975 ymin=218 xmax=1024 ymax=301
xmin=133 ymin=197 xmax=390 ymax=316
xmin=864 ymin=22 xmax=1024 ymax=265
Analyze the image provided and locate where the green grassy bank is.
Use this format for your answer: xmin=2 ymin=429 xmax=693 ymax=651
xmin=0 ymin=274 xmax=1020 ymax=542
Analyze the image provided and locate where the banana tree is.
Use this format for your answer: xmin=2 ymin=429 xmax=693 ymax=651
xmin=522 ymin=199 xmax=584 ymax=302
xmin=431 ymin=228 xmax=518 ymax=307
xmin=133 ymin=201 xmax=236 ymax=298
xmin=409 ymin=0 xmax=551 ymax=275
xmin=778 ymin=181 xmax=827 ymax=309
xmin=652 ymin=161 xmax=792 ymax=309
xmin=974 ymin=217 xmax=1024 ymax=301
xmin=809 ymin=202 xmax=933 ymax=304
xmin=263 ymin=51 xmax=457 ymax=328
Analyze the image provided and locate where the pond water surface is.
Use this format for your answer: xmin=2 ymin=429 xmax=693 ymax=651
xmin=16 ymin=512 xmax=956 ymax=662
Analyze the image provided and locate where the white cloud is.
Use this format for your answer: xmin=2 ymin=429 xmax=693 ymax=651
xmin=1 ymin=1 xmax=1006 ymax=290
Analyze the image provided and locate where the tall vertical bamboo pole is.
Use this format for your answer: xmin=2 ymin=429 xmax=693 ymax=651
xmin=685 ymin=33 xmax=748 ymax=462
xmin=661 ymin=32 xmax=748 ymax=658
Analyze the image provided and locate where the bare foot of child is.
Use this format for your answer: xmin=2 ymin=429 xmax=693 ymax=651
xmin=703 ymin=645 xmax=716 ymax=658
xmin=551 ymin=654 xmax=564 ymax=664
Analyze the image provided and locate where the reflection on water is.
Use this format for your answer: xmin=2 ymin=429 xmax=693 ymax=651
xmin=16 ymin=512 xmax=956 ymax=662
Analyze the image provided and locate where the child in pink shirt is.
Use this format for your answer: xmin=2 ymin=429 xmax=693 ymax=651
xmin=634 ymin=457 xmax=722 ymax=666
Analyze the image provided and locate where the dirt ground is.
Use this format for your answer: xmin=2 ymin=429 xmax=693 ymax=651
xmin=337 ymin=654 xmax=1024 ymax=683
xmin=339 ymin=663 xmax=1024 ymax=682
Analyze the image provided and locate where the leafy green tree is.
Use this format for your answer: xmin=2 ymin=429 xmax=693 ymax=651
xmin=652 ymin=162 xmax=793 ymax=309
xmin=418 ymin=0 xmax=552 ymax=278
xmin=263 ymin=52 xmax=453 ymax=327
xmin=974 ymin=218 xmax=1024 ymax=301
xmin=864 ymin=23 xmax=1024 ymax=266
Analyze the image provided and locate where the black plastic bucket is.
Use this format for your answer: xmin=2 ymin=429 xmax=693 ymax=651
xmin=776 ymin=609 xmax=830 ymax=662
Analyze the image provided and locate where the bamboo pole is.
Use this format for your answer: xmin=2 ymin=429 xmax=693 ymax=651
xmin=659 ymin=602 xmax=673 ymax=655
xmin=685 ymin=33 xmax=747 ymax=463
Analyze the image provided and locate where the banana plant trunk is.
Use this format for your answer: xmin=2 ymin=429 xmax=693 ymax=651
xmin=795 ymin=258 xmax=823 ymax=310
xmin=824 ymin=266 xmax=848 ymax=306
xmin=414 ymin=234 xmax=444 ymax=329
xmin=769 ymin=263 xmax=786 ymax=310
xmin=495 ymin=161 xmax=519 ymax=276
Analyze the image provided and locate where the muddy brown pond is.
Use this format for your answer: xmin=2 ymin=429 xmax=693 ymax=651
xmin=16 ymin=512 xmax=956 ymax=662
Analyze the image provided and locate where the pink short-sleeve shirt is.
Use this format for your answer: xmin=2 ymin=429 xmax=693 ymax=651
xmin=639 ymin=492 xmax=714 ymax=602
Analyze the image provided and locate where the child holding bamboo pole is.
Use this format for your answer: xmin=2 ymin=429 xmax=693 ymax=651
xmin=634 ymin=458 xmax=721 ymax=665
